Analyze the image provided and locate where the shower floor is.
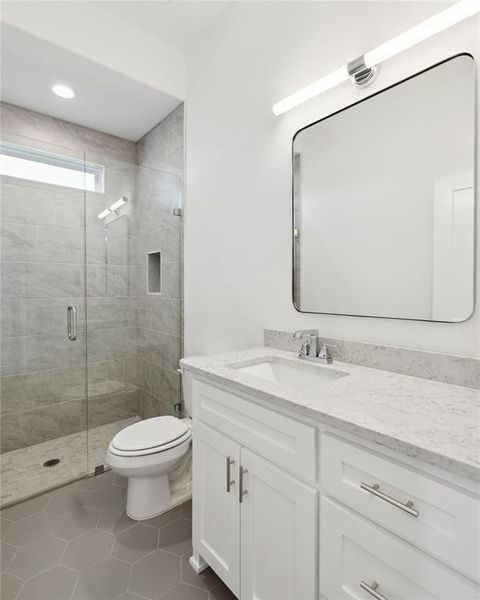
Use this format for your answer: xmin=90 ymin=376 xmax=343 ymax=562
xmin=0 ymin=416 xmax=140 ymax=506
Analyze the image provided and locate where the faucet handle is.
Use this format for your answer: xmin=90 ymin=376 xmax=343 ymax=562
xmin=318 ymin=343 xmax=333 ymax=363
xmin=299 ymin=338 xmax=310 ymax=357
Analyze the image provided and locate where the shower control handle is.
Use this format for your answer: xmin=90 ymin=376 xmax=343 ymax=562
xmin=67 ymin=305 xmax=77 ymax=341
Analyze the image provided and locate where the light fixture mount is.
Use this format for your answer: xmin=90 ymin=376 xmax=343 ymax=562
xmin=347 ymin=55 xmax=377 ymax=88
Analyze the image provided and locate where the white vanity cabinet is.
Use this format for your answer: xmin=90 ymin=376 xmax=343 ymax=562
xmin=189 ymin=377 xmax=480 ymax=600
xmin=191 ymin=385 xmax=317 ymax=600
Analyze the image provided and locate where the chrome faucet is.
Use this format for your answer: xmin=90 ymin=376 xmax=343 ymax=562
xmin=292 ymin=330 xmax=318 ymax=360
xmin=292 ymin=329 xmax=318 ymax=340
xmin=295 ymin=331 xmax=333 ymax=364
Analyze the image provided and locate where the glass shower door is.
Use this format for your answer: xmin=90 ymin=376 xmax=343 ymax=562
xmin=83 ymin=156 xmax=184 ymax=478
xmin=0 ymin=132 xmax=88 ymax=505
xmin=84 ymin=154 xmax=139 ymax=476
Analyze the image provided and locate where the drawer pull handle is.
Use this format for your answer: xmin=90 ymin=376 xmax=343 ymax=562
xmin=239 ymin=466 xmax=248 ymax=503
xmin=361 ymin=482 xmax=419 ymax=517
xmin=360 ymin=580 xmax=388 ymax=600
xmin=226 ymin=457 xmax=235 ymax=492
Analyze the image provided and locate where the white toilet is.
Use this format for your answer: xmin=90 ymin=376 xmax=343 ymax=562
xmin=106 ymin=415 xmax=192 ymax=520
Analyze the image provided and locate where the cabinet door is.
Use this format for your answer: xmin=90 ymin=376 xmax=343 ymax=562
xmin=240 ymin=449 xmax=317 ymax=600
xmin=320 ymin=496 xmax=480 ymax=600
xmin=192 ymin=421 xmax=241 ymax=597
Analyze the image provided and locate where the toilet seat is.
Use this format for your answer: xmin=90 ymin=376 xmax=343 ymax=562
xmin=110 ymin=416 xmax=191 ymax=457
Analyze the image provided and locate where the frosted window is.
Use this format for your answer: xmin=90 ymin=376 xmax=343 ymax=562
xmin=0 ymin=143 xmax=104 ymax=192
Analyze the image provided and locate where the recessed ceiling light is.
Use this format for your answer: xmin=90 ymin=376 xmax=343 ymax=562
xmin=52 ymin=84 xmax=75 ymax=99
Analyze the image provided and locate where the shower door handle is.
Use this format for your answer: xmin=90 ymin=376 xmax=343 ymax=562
xmin=67 ymin=305 xmax=77 ymax=341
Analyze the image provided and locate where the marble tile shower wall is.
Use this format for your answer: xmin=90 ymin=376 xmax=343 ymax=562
xmin=0 ymin=103 xmax=141 ymax=453
xmin=133 ymin=104 xmax=184 ymax=419
xmin=1 ymin=175 xmax=88 ymax=452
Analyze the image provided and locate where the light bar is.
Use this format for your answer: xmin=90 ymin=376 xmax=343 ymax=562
xmin=97 ymin=196 xmax=128 ymax=219
xmin=273 ymin=67 xmax=349 ymax=117
xmin=109 ymin=197 xmax=127 ymax=212
xmin=365 ymin=0 xmax=480 ymax=67
xmin=272 ymin=0 xmax=480 ymax=116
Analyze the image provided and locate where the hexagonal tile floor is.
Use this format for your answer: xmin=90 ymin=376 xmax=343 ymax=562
xmin=1 ymin=471 xmax=237 ymax=600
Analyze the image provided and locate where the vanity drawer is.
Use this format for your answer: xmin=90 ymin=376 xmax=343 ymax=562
xmin=320 ymin=434 xmax=480 ymax=581
xmin=320 ymin=496 xmax=480 ymax=600
xmin=192 ymin=379 xmax=316 ymax=481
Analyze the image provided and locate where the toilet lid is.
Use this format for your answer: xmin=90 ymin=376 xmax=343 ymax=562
xmin=112 ymin=416 xmax=189 ymax=452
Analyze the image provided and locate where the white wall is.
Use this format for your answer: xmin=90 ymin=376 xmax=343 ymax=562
xmin=184 ymin=1 xmax=480 ymax=358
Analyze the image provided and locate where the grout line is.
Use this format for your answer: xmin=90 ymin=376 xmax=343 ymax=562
xmin=183 ymin=581 xmax=213 ymax=595
xmin=156 ymin=546 xmax=188 ymax=560
xmin=69 ymin=570 xmax=81 ymax=600
xmin=107 ymin=530 xmax=116 ymax=558
xmin=2 ymin=544 xmax=19 ymax=572
xmin=10 ymin=574 xmax=25 ymax=600
xmin=129 ymin=547 xmax=157 ymax=566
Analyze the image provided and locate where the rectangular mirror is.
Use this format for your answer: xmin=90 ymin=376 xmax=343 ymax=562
xmin=292 ymin=54 xmax=476 ymax=322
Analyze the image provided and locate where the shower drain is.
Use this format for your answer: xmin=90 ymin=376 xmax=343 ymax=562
xmin=43 ymin=458 xmax=61 ymax=467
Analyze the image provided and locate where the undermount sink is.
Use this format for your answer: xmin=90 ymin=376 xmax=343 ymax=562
xmin=230 ymin=357 xmax=348 ymax=391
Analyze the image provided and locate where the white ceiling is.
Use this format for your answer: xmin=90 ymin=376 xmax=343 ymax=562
xmin=96 ymin=1 xmax=230 ymax=54
xmin=0 ymin=1 xmax=230 ymax=141
xmin=0 ymin=24 xmax=182 ymax=141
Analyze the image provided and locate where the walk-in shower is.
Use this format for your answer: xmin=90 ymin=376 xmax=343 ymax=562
xmin=0 ymin=102 xmax=184 ymax=506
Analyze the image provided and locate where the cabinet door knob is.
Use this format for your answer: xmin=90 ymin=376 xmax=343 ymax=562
xmin=226 ymin=457 xmax=235 ymax=492
xmin=360 ymin=482 xmax=419 ymax=517
xmin=239 ymin=466 xmax=248 ymax=503
xmin=360 ymin=580 xmax=388 ymax=600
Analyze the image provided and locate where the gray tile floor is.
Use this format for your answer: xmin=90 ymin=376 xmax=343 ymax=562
xmin=1 ymin=471 xmax=237 ymax=600
xmin=1 ymin=417 xmax=140 ymax=506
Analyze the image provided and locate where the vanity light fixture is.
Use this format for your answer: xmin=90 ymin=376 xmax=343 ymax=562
xmin=97 ymin=196 xmax=128 ymax=219
xmin=52 ymin=84 xmax=75 ymax=99
xmin=272 ymin=0 xmax=480 ymax=115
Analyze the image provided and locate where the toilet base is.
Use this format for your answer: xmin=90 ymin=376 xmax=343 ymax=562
xmin=126 ymin=474 xmax=171 ymax=520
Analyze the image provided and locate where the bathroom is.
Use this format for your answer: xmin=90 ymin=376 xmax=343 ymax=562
xmin=0 ymin=1 xmax=478 ymax=599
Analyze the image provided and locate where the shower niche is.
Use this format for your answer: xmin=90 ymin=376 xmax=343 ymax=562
xmin=148 ymin=251 xmax=162 ymax=294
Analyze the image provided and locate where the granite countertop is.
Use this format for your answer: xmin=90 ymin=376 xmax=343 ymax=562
xmin=180 ymin=347 xmax=480 ymax=482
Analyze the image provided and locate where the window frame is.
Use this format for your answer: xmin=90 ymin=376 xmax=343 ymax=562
xmin=0 ymin=142 xmax=104 ymax=192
